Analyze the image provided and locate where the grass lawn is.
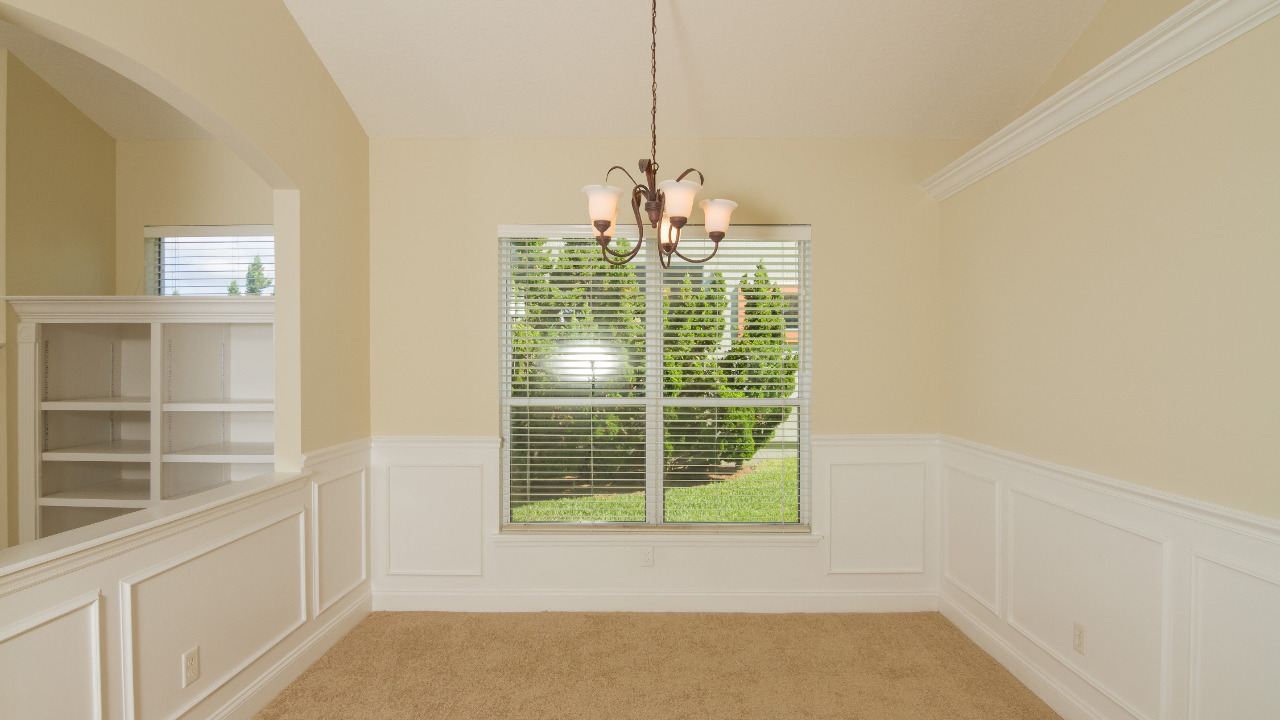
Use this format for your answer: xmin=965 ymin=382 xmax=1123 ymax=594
xmin=510 ymin=458 xmax=799 ymax=524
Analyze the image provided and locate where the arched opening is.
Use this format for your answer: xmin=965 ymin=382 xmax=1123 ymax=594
xmin=0 ymin=6 xmax=303 ymax=547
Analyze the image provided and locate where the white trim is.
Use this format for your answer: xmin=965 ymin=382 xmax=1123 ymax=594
xmin=941 ymin=596 xmax=1108 ymax=720
xmin=384 ymin=463 xmax=486 ymax=576
xmin=310 ymin=470 xmax=369 ymax=617
xmin=207 ymin=589 xmax=371 ymax=720
xmin=144 ymin=225 xmax=273 ymax=239
xmin=6 ymin=296 xmax=274 ymax=323
xmin=119 ymin=508 xmax=308 ymax=720
xmin=923 ymin=0 xmax=1280 ymax=200
xmin=0 ymin=473 xmax=309 ymax=597
xmin=0 ymin=592 xmax=104 ymax=720
xmin=1187 ymin=548 xmax=1280 ymax=720
xmin=827 ymin=460 xmax=928 ymax=574
xmin=302 ymin=437 xmax=371 ymax=468
xmin=498 ymin=223 xmax=812 ymax=242
xmin=941 ymin=436 xmax=1280 ymax=543
xmin=811 ymin=434 xmax=939 ymax=447
xmin=1004 ymin=488 xmax=1170 ymax=720
xmin=373 ymin=589 xmax=938 ymax=613
xmin=372 ymin=436 xmax=500 ymax=450
xmin=489 ymin=532 xmax=823 ymax=547
xmin=941 ymin=465 xmax=1002 ymax=616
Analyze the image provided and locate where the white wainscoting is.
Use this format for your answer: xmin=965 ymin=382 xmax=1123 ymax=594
xmin=0 ymin=438 xmax=372 ymax=720
xmin=0 ymin=592 xmax=103 ymax=719
xmin=939 ymin=436 xmax=1280 ymax=720
xmin=371 ymin=435 xmax=940 ymax=612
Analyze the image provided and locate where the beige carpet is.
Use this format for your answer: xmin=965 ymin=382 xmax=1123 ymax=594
xmin=256 ymin=612 xmax=1060 ymax=720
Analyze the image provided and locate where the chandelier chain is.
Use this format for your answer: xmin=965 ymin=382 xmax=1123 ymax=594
xmin=650 ymin=0 xmax=658 ymax=167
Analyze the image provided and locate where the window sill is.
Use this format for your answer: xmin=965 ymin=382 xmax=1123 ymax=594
xmin=491 ymin=529 xmax=822 ymax=548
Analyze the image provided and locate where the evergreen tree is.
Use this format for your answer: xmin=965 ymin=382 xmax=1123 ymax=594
xmin=508 ymin=243 xmax=798 ymax=495
xmin=244 ymin=256 xmax=272 ymax=295
xmin=227 ymin=279 xmax=241 ymax=296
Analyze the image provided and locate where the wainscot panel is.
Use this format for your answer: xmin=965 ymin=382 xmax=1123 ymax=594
xmin=940 ymin=436 xmax=1280 ymax=720
xmin=371 ymin=436 xmax=941 ymax=612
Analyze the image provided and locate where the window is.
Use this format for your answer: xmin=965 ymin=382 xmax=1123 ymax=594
xmin=144 ymin=225 xmax=275 ymax=296
xmin=500 ymin=225 xmax=810 ymax=529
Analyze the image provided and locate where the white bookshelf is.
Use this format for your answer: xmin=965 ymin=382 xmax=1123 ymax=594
xmin=11 ymin=296 xmax=275 ymax=542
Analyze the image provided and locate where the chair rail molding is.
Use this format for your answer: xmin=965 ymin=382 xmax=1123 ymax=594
xmin=923 ymin=0 xmax=1280 ymax=201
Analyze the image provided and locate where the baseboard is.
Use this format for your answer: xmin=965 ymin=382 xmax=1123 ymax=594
xmin=209 ymin=587 xmax=372 ymax=720
xmin=941 ymin=595 xmax=1105 ymax=720
xmin=373 ymin=590 xmax=938 ymax=613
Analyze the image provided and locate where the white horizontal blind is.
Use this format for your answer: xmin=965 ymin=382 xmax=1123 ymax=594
xmin=501 ymin=226 xmax=810 ymax=528
xmin=144 ymin=225 xmax=275 ymax=296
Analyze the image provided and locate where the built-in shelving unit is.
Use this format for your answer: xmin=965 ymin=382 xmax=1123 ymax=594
xmin=12 ymin=296 xmax=275 ymax=542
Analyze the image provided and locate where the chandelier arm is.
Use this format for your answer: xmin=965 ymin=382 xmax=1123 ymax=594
xmin=598 ymin=191 xmax=648 ymax=263
xmin=674 ymin=168 xmax=705 ymax=186
xmin=671 ymin=242 xmax=722 ymax=264
xmin=605 ymin=165 xmax=641 ymax=188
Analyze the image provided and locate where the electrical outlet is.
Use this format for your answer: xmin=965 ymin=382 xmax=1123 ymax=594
xmin=1072 ymin=623 xmax=1086 ymax=656
xmin=181 ymin=647 xmax=200 ymax=688
xmin=639 ymin=546 xmax=654 ymax=567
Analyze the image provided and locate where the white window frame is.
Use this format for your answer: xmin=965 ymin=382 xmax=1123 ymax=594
xmin=499 ymin=224 xmax=812 ymax=532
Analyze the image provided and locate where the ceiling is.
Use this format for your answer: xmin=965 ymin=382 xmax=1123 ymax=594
xmin=0 ymin=20 xmax=208 ymax=140
xmin=282 ymin=0 xmax=1109 ymax=140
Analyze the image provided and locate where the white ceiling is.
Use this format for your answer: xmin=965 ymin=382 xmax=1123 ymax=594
xmin=282 ymin=0 xmax=1108 ymax=140
xmin=0 ymin=20 xmax=208 ymax=141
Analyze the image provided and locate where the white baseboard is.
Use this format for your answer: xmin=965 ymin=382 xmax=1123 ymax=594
xmin=210 ymin=589 xmax=372 ymax=720
xmin=373 ymin=590 xmax=938 ymax=613
xmin=941 ymin=596 xmax=1105 ymax=720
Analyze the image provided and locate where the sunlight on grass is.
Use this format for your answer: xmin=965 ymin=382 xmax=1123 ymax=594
xmin=510 ymin=458 xmax=799 ymax=524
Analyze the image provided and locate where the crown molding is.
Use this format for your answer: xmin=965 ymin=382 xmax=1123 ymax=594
xmin=923 ymin=0 xmax=1280 ymax=201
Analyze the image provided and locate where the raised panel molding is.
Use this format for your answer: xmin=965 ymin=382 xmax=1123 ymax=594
xmin=312 ymin=470 xmax=368 ymax=616
xmin=1005 ymin=489 xmax=1169 ymax=720
xmin=1188 ymin=550 xmax=1280 ymax=720
xmin=828 ymin=462 xmax=927 ymax=574
xmin=0 ymin=592 xmax=103 ymax=720
xmin=385 ymin=464 xmax=485 ymax=576
xmin=120 ymin=508 xmax=307 ymax=720
xmin=942 ymin=466 xmax=1000 ymax=615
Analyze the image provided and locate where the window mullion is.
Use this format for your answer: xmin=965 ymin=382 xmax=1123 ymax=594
xmin=645 ymin=238 xmax=664 ymax=525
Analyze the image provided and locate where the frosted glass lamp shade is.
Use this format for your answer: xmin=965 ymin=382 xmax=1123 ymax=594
xmin=700 ymin=199 xmax=737 ymax=234
xmin=657 ymin=179 xmax=700 ymax=219
xmin=582 ymin=185 xmax=624 ymax=224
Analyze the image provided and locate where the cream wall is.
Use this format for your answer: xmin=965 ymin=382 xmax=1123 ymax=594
xmin=370 ymin=138 xmax=970 ymax=437
xmin=1024 ymin=0 xmax=1190 ymax=110
xmin=940 ymin=16 xmax=1280 ymax=519
xmin=114 ymin=139 xmax=274 ymax=295
xmin=5 ymin=54 xmax=116 ymax=546
xmin=6 ymin=55 xmax=114 ymax=296
xmin=0 ymin=0 xmax=372 ymax=458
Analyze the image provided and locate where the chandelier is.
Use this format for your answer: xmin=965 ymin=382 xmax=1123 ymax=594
xmin=581 ymin=0 xmax=737 ymax=269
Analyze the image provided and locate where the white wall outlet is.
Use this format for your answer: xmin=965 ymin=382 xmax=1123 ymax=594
xmin=639 ymin=546 xmax=654 ymax=567
xmin=1072 ymin=623 xmax=1086 ymax=656
xmin=181 ymin=647 xmax=200 ymax=688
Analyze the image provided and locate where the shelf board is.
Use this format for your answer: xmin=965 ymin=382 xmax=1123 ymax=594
xmin=42 ymin=440 xmax=151 ymax=463
xmin=39 ymin=477 xmax=153 ymax=508
xmin=163 ymin=400 xmax=274 ymax=412
xmin=163 ymin=442 xmax=274 ymax=464
xmin=42 ymin=397 xmax=152 ymax=412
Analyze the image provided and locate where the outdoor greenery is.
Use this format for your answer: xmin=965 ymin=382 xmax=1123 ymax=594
xmin=507 ymin=239 xmax=798 ymax=522
xmin=226 ymin=255 xmax=273 ymax=296
xmin=510 ymin=458 xmax=800 ymax=523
